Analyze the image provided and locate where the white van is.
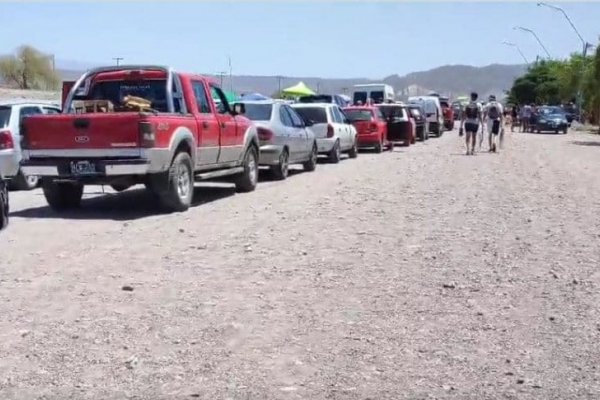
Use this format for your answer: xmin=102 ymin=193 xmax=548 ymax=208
xmin=352 ymin=84 xmax=394 ymax=105
xmin=408 ymin=95 xmax=444 ymax=136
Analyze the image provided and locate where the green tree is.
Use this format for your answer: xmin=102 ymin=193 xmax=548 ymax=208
xmin=0 ymin=45 xmax=59 ymax=90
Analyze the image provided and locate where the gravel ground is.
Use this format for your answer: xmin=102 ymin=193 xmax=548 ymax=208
xmin=1 ymin=127 xmax=599 ymax=399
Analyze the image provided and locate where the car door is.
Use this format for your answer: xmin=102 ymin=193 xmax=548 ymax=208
xmin=209 ymin=85 xmax=239 ymax=164
xmin=331 ymin=106 xmax=349 ymax=149
xmin=338 ymin=107 xmax=356 ymax=146
xmin=283 ymin=105 xmax=309 ymax=161
xmin=277 ymin=104 xmax=296 ymax=158
xmin=192 ymin=80 xmax=220 ymax=167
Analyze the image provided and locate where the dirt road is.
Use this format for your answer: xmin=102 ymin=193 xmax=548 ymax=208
xmin=1 ymin=128 xmax=599 ymax=400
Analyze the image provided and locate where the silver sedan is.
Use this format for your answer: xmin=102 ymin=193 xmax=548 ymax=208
xmin=236 ymin=100 xmax=318 ymax=180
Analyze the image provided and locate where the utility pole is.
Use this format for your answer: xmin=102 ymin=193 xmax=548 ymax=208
xmin=112 ymin=57 xmax=124 ymax=66
xmin=277 ymin=76 xmax=283 ymax=95
xmin=514 ymin=26 xmax=551 ymax=59
xmin=537 ymin=2 xmax=591 ymax=122
xmin=227 ymin=55 xmax=233 ymax=93
xmin=215 ymin=71 xmax=227 ymax=88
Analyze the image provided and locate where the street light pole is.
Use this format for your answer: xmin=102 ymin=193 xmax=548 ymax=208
xmin=112 ymin=57 xmax=124 ymax=66
xmin=502 ymin=41 xmax=530 ymax=65
xmin=537 ymin=2 xmax=590 ymax=122
xmin=514 ymin=26 xmax=552 ymax=59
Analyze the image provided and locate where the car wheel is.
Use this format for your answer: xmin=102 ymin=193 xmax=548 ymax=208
xmin=303 ymin=142 xmax=318 ymax=171
xmin=10 ymin=169 xmax=39 ymax=191
xmin=374 ymin=139 xmax=383 ymax=153
xmin=155 ymin=151 xmax=194 ymax=212
xmin=348 ymin=139 xmax=358 ymax=159
xmin=328 ymin=140 xmax=341 ymax=163
xmin=110 ymin=183 xmax=131 ymax=192
xmin=235 ymin=146 xmax=259 ymax=192
xmin=271 ymin=148 xmax=289 ymax=180
xmin=563 ymin=128 xmax=568 ymax=134
xmin=42 ymin=178 xmax=84 ymax=210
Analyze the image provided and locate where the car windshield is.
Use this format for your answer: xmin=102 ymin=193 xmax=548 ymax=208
xmin=440 ymin=101 xmax=450 ymax=108
xmin=75 ymin=79 xmax=169 ymax=112
xmin=240 ymin=103 xmax=273 ymax=121
xmin=0 ymin=106 xmax=11 ymax=129
xmin=344 ymin=109 xmax=373 ymax=122
xmin=293 ymin=107 xmax=328 ymax=124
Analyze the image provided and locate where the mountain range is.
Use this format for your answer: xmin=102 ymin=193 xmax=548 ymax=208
xmin=3 ymin=62 xmax=527 ymax=101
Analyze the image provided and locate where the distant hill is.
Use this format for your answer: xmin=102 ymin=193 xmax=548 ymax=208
xmin=2 ymin=62 xmax=527 ymax=102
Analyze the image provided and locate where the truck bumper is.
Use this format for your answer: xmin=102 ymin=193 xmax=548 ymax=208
xmin=21 ymin=158 xmax=151 ymax=177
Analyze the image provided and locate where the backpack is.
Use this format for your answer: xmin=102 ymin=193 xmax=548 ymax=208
xmin=465 ymin=102 xmax=479 ymax=119
xmin=488 ymin=103 xmax=500 ymax=119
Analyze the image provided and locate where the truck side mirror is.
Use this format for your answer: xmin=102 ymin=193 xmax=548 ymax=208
xmin=232 ymin=103 xmax=245 ymax=115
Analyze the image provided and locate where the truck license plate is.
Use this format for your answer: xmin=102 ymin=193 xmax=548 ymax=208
xmin=70 ymin=161 xmax=96 ymax=175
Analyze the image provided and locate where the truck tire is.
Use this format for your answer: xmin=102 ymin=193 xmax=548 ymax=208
xmin=42 ymin=179 xmax=84 ymax=210
xmin=270 ymin=148 xmax=289 ymax=180
xmin=10 ymin=169 xmax=39 ymax=191
xmin=303 ymin=143 xmax=318 ymax=171
xmin=156 ymin=151 xmax=194 ymax=212
xmin=235 ymin=146 xmax=259 ymax=193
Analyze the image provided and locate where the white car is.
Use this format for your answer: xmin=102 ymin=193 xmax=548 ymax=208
xmin=0 ymin=101 xmax=61 ymax=190
xmin=408 ymin=96 xmax=444 ymax=137
xmin=291 ymin=103 xmax=358 ymax=163
xmin=235 ymin=100 xmax=318 ymax=180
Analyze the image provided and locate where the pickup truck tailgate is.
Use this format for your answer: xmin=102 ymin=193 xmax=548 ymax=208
xmin=24 ymin=113 xmax=142 ymax=152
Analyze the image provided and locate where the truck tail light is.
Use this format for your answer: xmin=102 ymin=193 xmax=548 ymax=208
xmin=326 ymin=124 xmax=334 ymax=138
xmin=138 ymin=121 xmax=156 ymax=148
xmin=369 ymin=123 xmax=378 ymax=132
xmin=0 ymin=130 xmax=14 ymax=150
xmin=257 ymin=127 xmax=273 ymax=141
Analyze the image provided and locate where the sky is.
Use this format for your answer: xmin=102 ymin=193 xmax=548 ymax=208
xmin=1 ymin=1 xmax=599 ymax=79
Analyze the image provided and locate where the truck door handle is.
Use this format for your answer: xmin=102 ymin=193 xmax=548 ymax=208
xmin=202 ymin=121 xmax=209 ymax=129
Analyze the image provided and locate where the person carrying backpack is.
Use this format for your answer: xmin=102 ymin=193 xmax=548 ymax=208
xmin=459 ymin=92 xmax=483 ymax=155
xmin=484 ymin=95 xmax=504 ymax=152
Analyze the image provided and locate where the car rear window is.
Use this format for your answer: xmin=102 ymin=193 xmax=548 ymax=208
xmin=293 ymin=107 xmax=328 ymax=124
xmin=241 ymin=103 xmax=273 ymax=121
xmin=344 ymin=109 xmax=373 ymax=122
xmin=378 ymin=106 xmax=405 ymax=119
xmin=0 ymin=106 xmax=11 ymax=128
xmin=409 ymin=107 xmax=421 ymax=118
xmin=299 ymin=95 xmax=332 ymax=104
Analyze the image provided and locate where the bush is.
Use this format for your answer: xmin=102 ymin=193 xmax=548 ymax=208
xmin=0 ymin=45 xmax=59 ymax=90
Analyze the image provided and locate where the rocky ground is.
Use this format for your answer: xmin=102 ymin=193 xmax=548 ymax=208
xmin=1 ymin=126 xmax=599 ymax=399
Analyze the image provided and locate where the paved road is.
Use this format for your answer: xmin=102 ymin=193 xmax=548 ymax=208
xmin=1 ymin=127 xmax=599 ymax=399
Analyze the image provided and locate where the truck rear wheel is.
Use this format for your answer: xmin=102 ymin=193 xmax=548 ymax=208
xmin=235 ymin=146 xmax=259 ymax=193
xmin=42 ymin=179 xmax=84 ymax=210
xmin=156 ymin=151 xmax=194 ymax=212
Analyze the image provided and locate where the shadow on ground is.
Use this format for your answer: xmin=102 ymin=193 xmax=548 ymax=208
xmin=10 ymin=168 xmax=315 ymax=221
xmin=571 ymin=140 xmax=600 ymax=147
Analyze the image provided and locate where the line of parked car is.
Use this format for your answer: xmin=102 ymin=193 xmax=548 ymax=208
xmin=0 ymin=65 xmax=456 ymax=231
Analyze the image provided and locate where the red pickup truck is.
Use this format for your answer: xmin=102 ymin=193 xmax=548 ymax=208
xmin=20 ymin=65 xmax=260 ymax=212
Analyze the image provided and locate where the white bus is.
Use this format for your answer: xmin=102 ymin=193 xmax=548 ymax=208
xmin=351 ymin=84 xmax=394 ymax=105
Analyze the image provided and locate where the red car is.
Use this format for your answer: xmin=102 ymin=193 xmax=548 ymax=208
xmin=343 ymin=106 xmax=390 ymax=153
xmin=376 ymin=103 xmax=415 ymax=147
xmin=440 ymin=96 xmax=454 ymax=131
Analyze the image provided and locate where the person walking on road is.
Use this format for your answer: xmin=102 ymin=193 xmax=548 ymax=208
xmin=459 ymin=92 xmax=483 ymax=155
xmin=484 ymin=95 xmax=504 ymax=152
xmin=511 ymin=104 xmax=519 ymax=132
